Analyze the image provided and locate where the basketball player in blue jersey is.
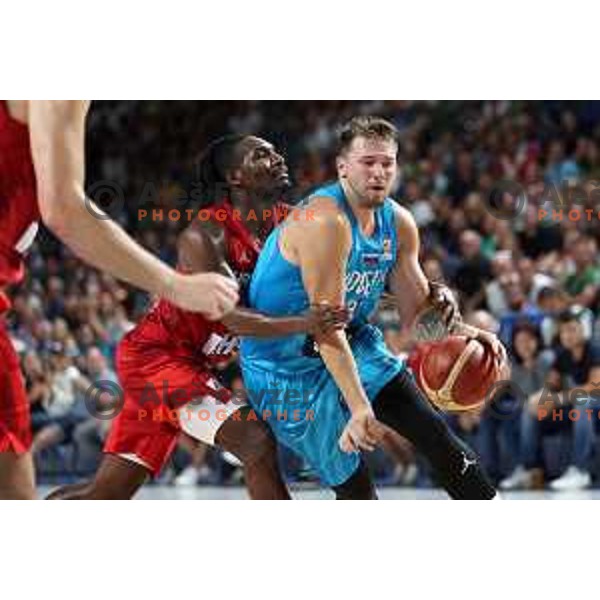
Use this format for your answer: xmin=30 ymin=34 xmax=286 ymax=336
xmin=240 ymin=116 xmax=503 ymax=499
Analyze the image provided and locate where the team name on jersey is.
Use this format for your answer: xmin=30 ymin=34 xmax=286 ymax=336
xmin=344 ymin=269 xmax=386 ymax=297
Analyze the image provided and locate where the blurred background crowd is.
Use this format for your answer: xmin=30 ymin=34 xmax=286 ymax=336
xmin=7 ymin=100 xmax=600 ymax=491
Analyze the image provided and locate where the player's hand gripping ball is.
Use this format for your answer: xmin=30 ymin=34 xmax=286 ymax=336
xmin=408 ymin=335 xmax=507 ymax=412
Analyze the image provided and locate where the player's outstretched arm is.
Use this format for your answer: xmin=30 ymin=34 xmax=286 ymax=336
xmin=28 ymin=101 xmax=237 ymax=320
xmin=288 ymin=204 xmax=383 ymax=453
xmin=223 ymin=304 xmax=350 ymax=337
xmin=177 ymin=224 xmax=348 ymax=336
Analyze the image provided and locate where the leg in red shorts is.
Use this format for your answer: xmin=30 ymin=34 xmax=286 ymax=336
xmin=103 ymin=387 xmax=181 ymax=477
xmin=103 ymin=349 xmax=237 ymax=476
xmin=47 ymin=345 xmax=240 ymax=500
xmin=0 ymin=323 xmax=31 ymax=453
xmin=0 ymin=321 xmax=35 ymax=499
xmin=48 ymin=341 xmax=288 ymax=500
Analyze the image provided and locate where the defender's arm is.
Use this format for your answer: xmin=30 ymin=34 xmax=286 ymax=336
xmin=178 ymin=225 xmax=347 ymax=337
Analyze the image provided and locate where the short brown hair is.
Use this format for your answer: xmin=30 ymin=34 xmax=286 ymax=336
xmin=337 ymin=116 xmax=399 ymax=155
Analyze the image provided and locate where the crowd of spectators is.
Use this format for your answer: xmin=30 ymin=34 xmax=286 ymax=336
xmin=8 ymin=100 xmax=600 ymax=490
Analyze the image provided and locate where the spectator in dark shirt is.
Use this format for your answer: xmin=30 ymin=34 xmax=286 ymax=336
xmin=503 ymin=309 xmax=600 ymax=491
xmin=452 ymin=230 xmax=492 ymax=308
xmin=498 ymin=323 xmax=555 ymax=490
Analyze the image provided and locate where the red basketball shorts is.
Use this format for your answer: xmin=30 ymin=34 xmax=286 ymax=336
xmin=0 ymin=323 xmax=31 ymax=453
xmin=104 ymin=340 xmax=242 ymax=476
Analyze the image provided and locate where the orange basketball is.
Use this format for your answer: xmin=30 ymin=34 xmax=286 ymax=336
xmin=408 ymin=336 xmax=501 ymax=411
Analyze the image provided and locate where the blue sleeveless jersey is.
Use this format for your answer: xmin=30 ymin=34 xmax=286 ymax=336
xmin=240 ymin=182 xmax=399 ymax=373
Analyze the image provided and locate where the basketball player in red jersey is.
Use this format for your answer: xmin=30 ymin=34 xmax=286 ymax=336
xmin=48 ymin=134 xmax=348 ymax=499
xmin=0 ymin=101 xmax=239 ymax=499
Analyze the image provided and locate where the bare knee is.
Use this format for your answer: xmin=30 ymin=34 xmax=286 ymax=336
xmin=218 ymin=418 xmax=278 ymax=466
xmin=0 ymin=452 xmax=36 ymax=499
xmin=243 ymin=422 xmax=277 ymax=463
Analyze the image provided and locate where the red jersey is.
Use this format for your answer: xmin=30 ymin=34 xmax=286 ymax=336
xmin=0 ymin=101 xmax=38 ymax=450
xmin=123 ymin=200 xmax=288 ymax=367
xmin=106 ymin=200 xmax=289 ymax=474
xmin=0 ymin=101 xmax=40 ymax=301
